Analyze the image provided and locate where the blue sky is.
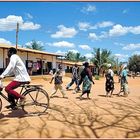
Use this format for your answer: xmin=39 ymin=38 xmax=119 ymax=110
xmin=0 ymin=2 xmax=140 ymax=62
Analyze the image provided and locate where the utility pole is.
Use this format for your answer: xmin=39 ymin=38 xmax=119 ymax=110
xmin=116 ymin=57 xmax=119 ymax=74
xmin=16 ymin=22 xmax=19 ymax=49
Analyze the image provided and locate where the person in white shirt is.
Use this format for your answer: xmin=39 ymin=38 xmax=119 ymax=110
xmin=0 ymin=47 xmax=31 ymax=109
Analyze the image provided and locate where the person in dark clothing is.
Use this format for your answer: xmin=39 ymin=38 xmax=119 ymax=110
xmin=66 ymin=64 xmax=80 ymax=91
xmin=105 ymin=64 xmax=114 ymax=97
xmin=77 ymin=62 xmax=94 ymax=99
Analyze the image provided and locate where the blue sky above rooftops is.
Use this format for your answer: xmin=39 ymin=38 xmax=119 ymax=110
xmin=0 ymin=2 xmax=140 ymax=62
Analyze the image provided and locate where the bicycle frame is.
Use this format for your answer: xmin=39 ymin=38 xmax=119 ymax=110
xmin=0 ymin=80 xmax=43 ymax=103
xmin=0 ymin=79 xmax=9 ymax=103
xmin=0 ymin=80 xmax=49 ymax=115
xmin=0 ymin=80 xmax=30 ymax=104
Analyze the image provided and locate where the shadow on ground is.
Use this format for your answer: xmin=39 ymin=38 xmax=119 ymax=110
xmin=0 ymin=98 xmax=139 ymax=138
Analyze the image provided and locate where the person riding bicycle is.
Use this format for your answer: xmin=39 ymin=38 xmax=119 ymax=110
xmin=0 ymin=47 xmax=31 ymax=109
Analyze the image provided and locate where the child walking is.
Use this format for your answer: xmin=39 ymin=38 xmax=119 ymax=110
xmin=50 ymin=64 xmax=67 ymax=98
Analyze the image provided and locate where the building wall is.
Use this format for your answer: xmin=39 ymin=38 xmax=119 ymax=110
xmin=0 ymin=49 xmax=3 ymax=68
xmin=0 ymin=47 xmax=60 ymax=75
xmin=18 ymin=51 xmax=28 ymax=63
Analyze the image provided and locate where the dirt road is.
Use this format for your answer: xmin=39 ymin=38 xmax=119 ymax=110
xmin=0 ymin=75 xmax=139 ymax=138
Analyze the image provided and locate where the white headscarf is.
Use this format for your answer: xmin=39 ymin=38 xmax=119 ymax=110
xmin=122 ymin=64 xmax=127 ymax=70
xmin=107 ymin=64 xmax=111 ymax=68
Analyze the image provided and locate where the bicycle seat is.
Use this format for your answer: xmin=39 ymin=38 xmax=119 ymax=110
xmin=23 ymin=81 xmax=30 ymax=84
xmin=20 ymin=82 xmax=30 ymax=87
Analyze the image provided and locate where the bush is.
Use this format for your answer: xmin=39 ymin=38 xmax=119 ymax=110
xmin=95 ymin=75 xmax=100 ymax=80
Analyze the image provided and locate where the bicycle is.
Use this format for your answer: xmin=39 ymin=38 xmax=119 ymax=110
xmin=0 ymin=80 xmax=49 ymax=116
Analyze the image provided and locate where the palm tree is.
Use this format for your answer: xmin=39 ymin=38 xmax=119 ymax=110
xmin=91 ymin=48 xmax=112 ymax=75
xmin=65 ymin=51 xmax=86 ymax=62
xmin=65 ymin=51 xmax=75 ymax=61
xmin=25 ymin=40 xmax=44 ymax=51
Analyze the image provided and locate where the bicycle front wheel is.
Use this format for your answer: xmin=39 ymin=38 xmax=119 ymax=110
xmin=22 ymin=88 xmax=49 ymax=115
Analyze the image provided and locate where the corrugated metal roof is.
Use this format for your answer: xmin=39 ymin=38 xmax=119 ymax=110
xmin=0 ymin=43 xmax=64 ymax=57
xmin=57 ymin=59 xmax=94 ymax=66
xmin=0 ymin=43 xmax=94 ymax=66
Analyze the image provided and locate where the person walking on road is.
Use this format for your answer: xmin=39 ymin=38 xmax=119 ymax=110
xmin=50 ymin=64 xmax=67 ymax=98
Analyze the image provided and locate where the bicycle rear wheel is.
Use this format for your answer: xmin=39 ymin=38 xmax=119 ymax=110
xmin=22 ymin=88 xmax=49 ymax=115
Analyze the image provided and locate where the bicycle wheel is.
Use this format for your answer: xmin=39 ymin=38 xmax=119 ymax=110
xmin=22 ymin=88 xmax=49 ymax=115
xmin=0 ymin=98 xmax=2 ymax=112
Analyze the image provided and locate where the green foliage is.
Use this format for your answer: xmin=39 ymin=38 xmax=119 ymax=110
xmin=65 ymin=51 xmax=86 ymax=62
xmin=91 ymin=48 xmax=114 ymax=75
xmin=91 ymin=48 xmax=112 ymax=67
xmin=25 ymin=40 xmax=44 ymax=51
xmin=128 ymin=54 xmax=140 ymax=72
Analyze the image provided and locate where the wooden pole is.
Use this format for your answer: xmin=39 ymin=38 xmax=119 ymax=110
xmin=16 ymin=22 xmax=19 ymax=49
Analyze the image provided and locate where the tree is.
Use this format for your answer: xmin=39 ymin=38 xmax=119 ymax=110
xmin=25 ymin=40 xmax=44 ymax=51
xmin=91 ymin=48 xmax=113 ymax=75
xmin=128 ymin=54 xmax=140 ymax=73
xmin=65 ymin=51 xmax=86 ymax=62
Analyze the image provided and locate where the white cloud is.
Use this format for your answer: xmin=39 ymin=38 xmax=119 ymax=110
xmin=51 ymin=25 xmax=77 ymax=38
xmin=47 ymin=41 xmax=75 ymax=48
xmin=0 ymin=38 xmax=12 ymax=45
xmin=84 ymin=53 xmax=93 ymax=59
xmin=122 ymin=43 xmax=140 ymax=50
xmin=114 ymin=53 xmax=129 ymax=61
xmin=109 ymin=24 xmax=140 ymax=37
xmin=79 ymin=44 xmax=91 ymax=50
xmin=97 ymin=21 xmax=114 ymax=28
xmin=129 ymin=26 xmax=140 ymax=34
xmin=78 ymin=21 xmax=114 ymax=31
xmin=78 ymin=22 xmax=92 ymax=31
xmin=81 ymin=23 xmax=140 ymax=40
xmin=109 ymin=24 xmax=128 ymax=37
xmin=99 ymin=31 xmax=108 ymax=39
xmin=81 ymin=4 xmax=96 ymax=13
xmin=88 ymin=33 xmax=99 ymax=40
xmin=0 ymin=15 xmax=40 ymax=31
xmin=20 ymin=22 xmax=40 ymax=30
xmin=88 ymin=32 xmax=107 ymax=40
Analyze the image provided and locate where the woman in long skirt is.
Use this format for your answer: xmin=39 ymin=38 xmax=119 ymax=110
xmin=78 ymin=62 xmax=94 ymax=99
xmin=105 ymin=64 xmax=114 ymax=97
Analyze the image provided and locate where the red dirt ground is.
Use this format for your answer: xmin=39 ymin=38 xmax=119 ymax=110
xmin=0 ymin=75 xmax=140 ymax=138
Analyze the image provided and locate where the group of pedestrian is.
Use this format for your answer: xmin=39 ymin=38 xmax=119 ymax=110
xmin=105 ymin=63 xmax=129 ymax=97
xmin=49 ymin=61 xmax=129 ymax=99
xmin=49 ymin=62 xmax=95 ymax=99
